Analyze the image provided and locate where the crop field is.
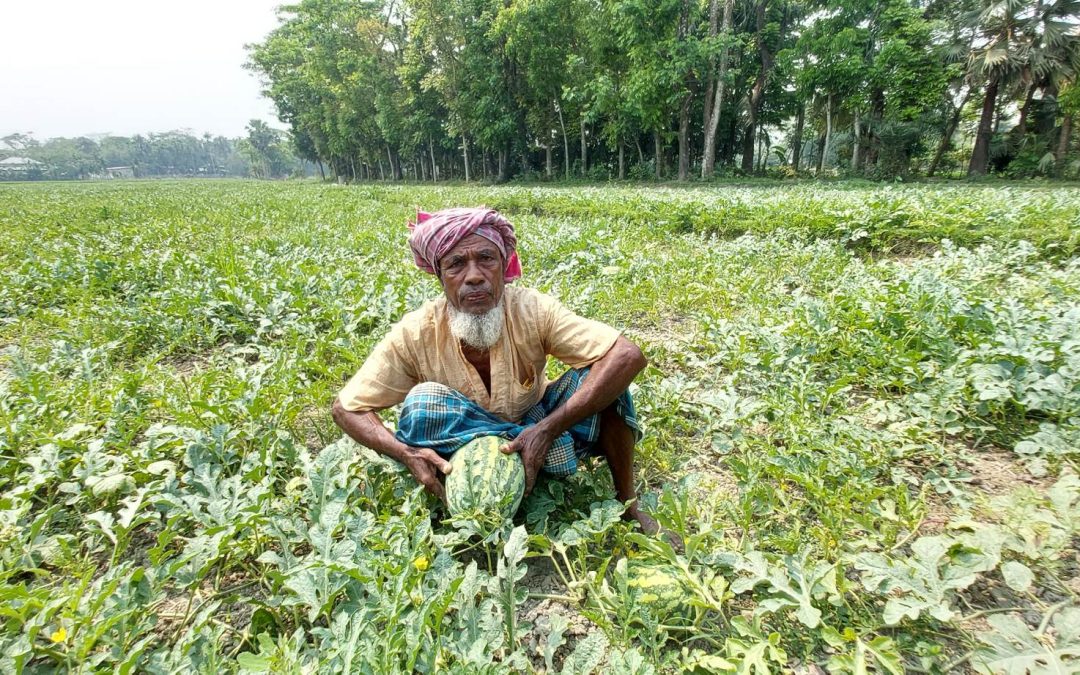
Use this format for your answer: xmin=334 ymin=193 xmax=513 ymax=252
xmin=1 ymin=179 xmax=1079 ymax=674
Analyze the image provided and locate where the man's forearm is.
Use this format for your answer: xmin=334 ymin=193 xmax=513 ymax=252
xmin=331 ymin=401 xmax=412 ymax=464
xmin=539 ymin=336 xmax=647 ymax=436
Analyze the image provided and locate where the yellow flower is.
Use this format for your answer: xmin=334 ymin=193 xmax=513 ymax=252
xmin=50 ymin=627 xmax=67 ymax=644
xmin=412 ymin=555 xmax=430 ymax=572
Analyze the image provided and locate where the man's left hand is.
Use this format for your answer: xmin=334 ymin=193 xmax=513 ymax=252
xmin=502 ymin=424 xmax=556 ymax=495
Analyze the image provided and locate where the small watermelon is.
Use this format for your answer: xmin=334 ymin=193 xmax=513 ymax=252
xmin=445 ymin=436 xmax=525 ymax=525
xmin=626 ymin=560 xmax=688 ymax=611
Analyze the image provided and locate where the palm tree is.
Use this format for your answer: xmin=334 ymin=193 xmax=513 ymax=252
xmin=967 ymin=0 xmax=1080 ymax=176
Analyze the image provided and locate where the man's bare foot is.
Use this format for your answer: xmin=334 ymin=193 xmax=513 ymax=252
xmin=625 ymin=505 xmax=685 ymax=551
xmin=624 ymin=505 xmax=660 ymax=535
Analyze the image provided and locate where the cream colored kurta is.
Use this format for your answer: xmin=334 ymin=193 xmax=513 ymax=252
xmin=337 ymin=286 xmax=621 ymax=423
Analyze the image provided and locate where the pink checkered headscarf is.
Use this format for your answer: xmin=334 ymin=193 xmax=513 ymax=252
xmin=407 ymin=207 xmax=522 ymax=281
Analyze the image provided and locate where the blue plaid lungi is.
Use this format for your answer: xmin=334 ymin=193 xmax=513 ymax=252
xmin=394 ymin=368 xmax=640 ymax=477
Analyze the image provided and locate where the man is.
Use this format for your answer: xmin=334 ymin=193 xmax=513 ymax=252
xmin=331 ymin=206 xmax=657 ymax=533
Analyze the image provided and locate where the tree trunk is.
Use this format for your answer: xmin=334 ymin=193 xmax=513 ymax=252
xmin=545 ymin=143 xmax=552 ymax=177
xmin=580 ymin=117 xmax=588 ymax=176
xmin=1014 ymin=82 xmax=1037 ymax=139
xmin=429 ymin=138 xmax=439 ymax=181
xmin=1056 ymin=113 xmax=1072 ymax=176
xmin=702 ymin=0 xmax=719 ymax=136
xmin=791 ymin=103 xmax=804 ymax=171
xmin=654 ymin=130 xmax=663 ymax=179
xmin=864 ymin=87 xmax=885 ymax=169
xmin=968 ymin=74 xmax=999 ymax=176
xmin=676 ymin=0 xmax=692 ymax=182
xmin=818 ymin=93 xmax=832 ymax=175
xmin=618 ymin=143 xmax=625 ymax=179
xmin=851 ymin=109 xmax=860 ymax=171
xmin=928 ymin=89 xmax=970 ymax=178
xmin=498 ymin=145 xmax=511 ymax=183
xmin=462 ymin=136 xmax=471 ymax=182
xmin=316 ymin=160 xmax=325 ymax=180
xmin=636 ymin=139 xmax=644 ymax=166
xmin=702 ymin=0 xmax=733 ymax=178
xmin=740 ymin=0 xmax=775 ymax=174
xmin=378 ymin=157 xmax=385 ymax=181
xmin=556 ymin=100 xmax=570 ymax=179
xmin=350 ymin=156 xmax=357 ymax=182
xmin=678 ymin=93 xmax=692 ymax=180
xmin=815 ymin=132 xmax=826 ymax=174
xmin=757 ymin=126 xmax=766 ymax=172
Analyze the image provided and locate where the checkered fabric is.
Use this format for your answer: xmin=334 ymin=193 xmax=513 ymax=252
xmin=394 ymin=368 xmax=640 ymax=477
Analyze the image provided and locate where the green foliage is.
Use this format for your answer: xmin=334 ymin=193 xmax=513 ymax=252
xmin=0 ymin=180 xmax=1078 ymax=672
xmin=0 ymin=130 xmax=302 ymax=180
xmin=239 ymin=0 xmax=1080 ymax=182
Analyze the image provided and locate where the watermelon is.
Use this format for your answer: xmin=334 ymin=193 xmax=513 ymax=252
xmin=626 ymin=560 xmax=688 ymax=611
xmin=445 ymin=436 xmax=525 ymax=525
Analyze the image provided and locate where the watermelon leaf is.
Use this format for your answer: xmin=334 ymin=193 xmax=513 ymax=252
xmin=972 ymin=609 xmax=1080 ymax=674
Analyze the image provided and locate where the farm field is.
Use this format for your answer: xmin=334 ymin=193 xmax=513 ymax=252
xmin=1 ymin=179 xmax=1078 ymax=673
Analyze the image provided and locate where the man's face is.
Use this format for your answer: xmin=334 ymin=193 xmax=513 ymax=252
xmin=438 ymin=233 xmax=505 ymax=315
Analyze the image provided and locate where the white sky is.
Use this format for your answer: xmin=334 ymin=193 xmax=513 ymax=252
xmin=1 ymin=0 xmax=287 ymax=140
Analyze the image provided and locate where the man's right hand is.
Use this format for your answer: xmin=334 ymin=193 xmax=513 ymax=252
xmin=403 ymin=447 xmax=453 ymax=503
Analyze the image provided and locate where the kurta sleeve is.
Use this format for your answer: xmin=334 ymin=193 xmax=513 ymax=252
xmin=536 ymin=291 xmax=621 ymax=369
xmin=337 ymin=321 xmax=419 ymax=412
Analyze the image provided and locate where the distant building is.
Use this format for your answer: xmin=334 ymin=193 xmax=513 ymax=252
xmin=103 ymin=166 xmax=135 ymax=179
xmin=0 ymin=156 xmax=45 ymax=177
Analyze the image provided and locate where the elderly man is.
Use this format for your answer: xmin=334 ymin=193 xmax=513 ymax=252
xmin=331 ymin=207 xmax=657 ymax=533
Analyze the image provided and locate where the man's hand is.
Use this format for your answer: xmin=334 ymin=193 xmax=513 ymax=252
xmin=402 ymin=447 xmax=453 ymax=503
xmin=502 ymin=424 xmax=556 ymax=495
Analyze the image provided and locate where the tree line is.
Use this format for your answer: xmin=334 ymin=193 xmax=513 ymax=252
xmin=247 ymin=0 xmax=1080 ymax=183
xmin=0 ymin=122 xmax=306 ymax=181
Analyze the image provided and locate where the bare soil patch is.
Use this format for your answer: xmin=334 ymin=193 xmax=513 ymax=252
xmin=519 ymin=555 xmax=599 ymax=672
xmin=160 ymin=352 xmax=211 ymax=377
xmin=963 ymin=447 xmax=1054 ymax=497
xmin=292 ymin=403 xmax=336 ymax=450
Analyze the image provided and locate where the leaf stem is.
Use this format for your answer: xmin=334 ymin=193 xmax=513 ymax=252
xmin=1036 ymin=599 xmax=1071 ymax=635
xmin=957 ymin=606 xmax=1029 ymax=622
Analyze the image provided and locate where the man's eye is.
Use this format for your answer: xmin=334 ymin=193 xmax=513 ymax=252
xmin=447 ymin=259 xmax=464 ymax=268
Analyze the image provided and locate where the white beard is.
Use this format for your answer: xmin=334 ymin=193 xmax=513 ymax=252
xmin=447 ymin=298 xmax=505 ymax=350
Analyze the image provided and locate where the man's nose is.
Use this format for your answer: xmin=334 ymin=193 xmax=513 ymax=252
xmin=463 ymin=260 xmax=485 ymax=285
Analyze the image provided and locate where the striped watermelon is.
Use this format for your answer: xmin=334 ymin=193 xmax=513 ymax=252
xmin=445 ymin=436 xmax=525 ymax=524
xmin=626 ymin=560 xmax=688 ymax=611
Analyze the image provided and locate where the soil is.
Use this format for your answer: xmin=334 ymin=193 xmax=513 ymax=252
xmin=292 ymin=403 xmax=336 ymax=450
xmin=962 ymin=447 xmax=1055 ymax=497
xmin=518 ymin=555 xmax=600 ymax=673
xmin=160 ymin=352 xmax=211 ymax=377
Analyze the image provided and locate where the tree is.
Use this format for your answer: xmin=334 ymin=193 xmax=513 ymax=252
xmin=702 ymin=0 xmax=735 ymax=178
xmin=966 ymin=0 xmax=1080 ymax=176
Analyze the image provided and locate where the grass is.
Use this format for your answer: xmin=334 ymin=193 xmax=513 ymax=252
xmin=0 ymin=179 xmax=1077 ymax=673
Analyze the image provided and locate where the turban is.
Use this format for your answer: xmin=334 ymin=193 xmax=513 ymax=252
xmin=407 ymin=207 xmax=522 ymax=282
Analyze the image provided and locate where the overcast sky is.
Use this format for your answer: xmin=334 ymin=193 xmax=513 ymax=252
xmin=1 ymin=0 xmax=287 ymax=141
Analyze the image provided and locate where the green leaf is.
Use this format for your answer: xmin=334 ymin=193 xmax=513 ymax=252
xmin=236 ymin=652 xmax=272 ymax=673
xmin=90 ymin=473 xmax=135 ymax=497
xmin=828 ymin=636 xmax=904 ymax=675
xmin=608 ymin=647 xmax=657 ymax=675
xmin=855 ymin=535 xmax=987 ymax=625
xmin=561 ymin=632 xmax=608 ymax=675
xmin=542 ymin=614 xmax=570 ymax=673
xmin=972 ymin=609 xmax=1080 ymax=674
xmin=1001 ymin=561 xmax=1034 ymax=593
